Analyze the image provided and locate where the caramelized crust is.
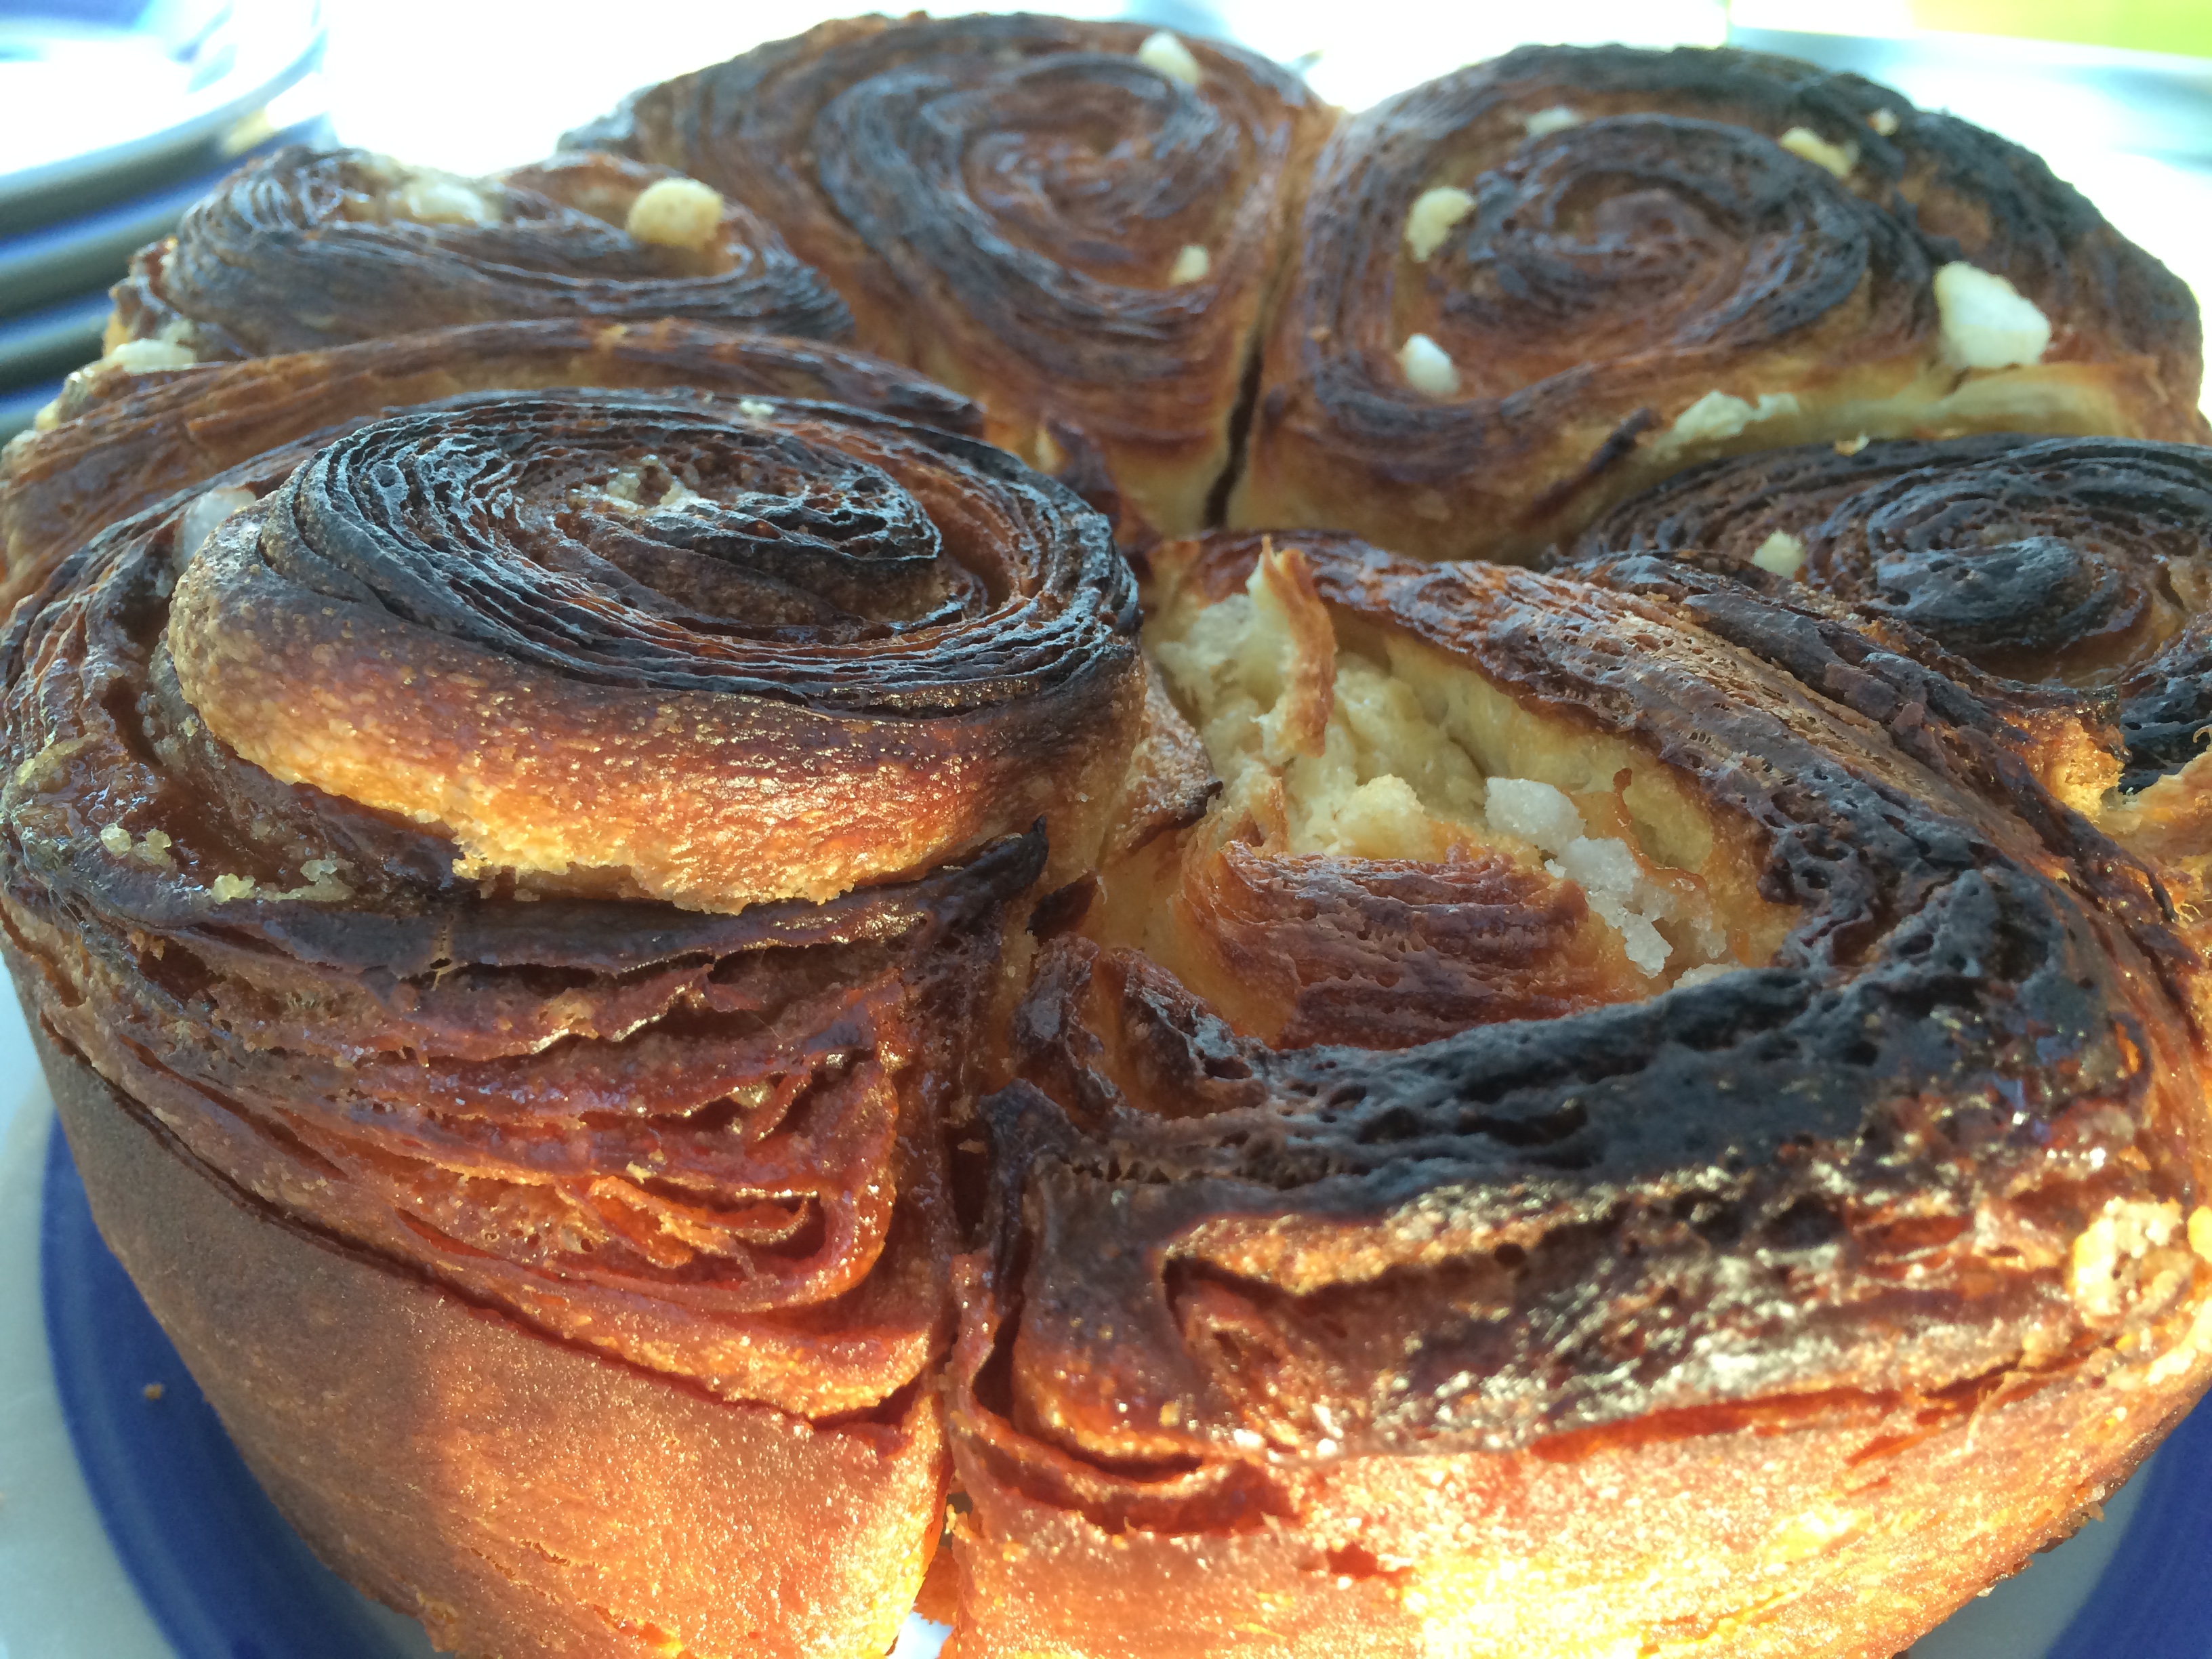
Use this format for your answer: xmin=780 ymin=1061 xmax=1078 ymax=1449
xmin=1 ymin=317 xmax=981 ymax=613
xmin=0 ymin=392 xmax=1145 ymax=1658
xmin=8 ymin=22 xmax=2212 ymax=1659
xmin=568 ymin=14 xmax=1334 ymax=540
xmin=947 ymin=535 xmax=2212 ymax=1658
xmin=106 ymin=145 xmax=851 ymax=361
xmin=1568 ymin=432 xmax=2212 ymax=1033
xmin=1233 ymin=45 xmax=2209 ymax=562
xmin=45 ymin=1033 xmax=953 ymax=1659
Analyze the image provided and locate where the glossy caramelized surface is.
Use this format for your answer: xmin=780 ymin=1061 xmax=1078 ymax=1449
xmin=1234 ymin=45 xmax=2210 ymax=561
xmin=569 ymin=13 xmax=1334 ymax=540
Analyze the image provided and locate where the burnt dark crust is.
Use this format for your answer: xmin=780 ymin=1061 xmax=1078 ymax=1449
xmin=0 ymin=390 xmax=1141 ymax=1418
xmin=110 ymin=145 xmax=852 ymax=357
xmin=970 ymin=538 xmax=2202 ymax=1488
xmin=0 ymin=318 xmax=985 ymax=617
xmin=1566 ymin=436 xmax=2212 ymax=790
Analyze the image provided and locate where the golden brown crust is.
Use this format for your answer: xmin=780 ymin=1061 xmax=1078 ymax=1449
xmin=162 ymin=398 xmax=1139 ymax=909
xmin=569 ymin=13 xmax=1336 ymax=540
xmin=106 ymin=144 xmax=851 ymax=359
xmin=945 ymin=532 xmax=2212 ymax=1657
xmin=1 ymin=388 xmax=1147 ymax=1658
xmin=1232 ymin=45 xmax=2209 ymax=562
xmin=0 ymin=317 xmax=982 ymax=614
xmin=40 ymin=1028 xmax=947 ymax=1659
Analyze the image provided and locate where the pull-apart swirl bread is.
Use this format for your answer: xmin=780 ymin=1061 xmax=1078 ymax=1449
xmin=951 ymin=531 xmax=2212 ymax=1658
xmin=1 ymin=394 xmax=1143 ymax=1657
xmin=7 ymin=14 xmax=2212 ymax=1659
xmin=1232 ymin=45 xmax=2209 ymax=561
xmin=567 ymin=13 xmax=1334 ymax=542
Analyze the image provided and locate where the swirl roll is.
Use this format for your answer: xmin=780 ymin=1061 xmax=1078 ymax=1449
xmin=1233 ymin=45 xmax=2208 ymax=563
xmin=1 ymin=394 xmax=1143 ymax=1658
xmin=569 ymin=14 xmax=1334 ymax=540
xmin=1 ymin=316 xmax=982 ymax=615
xmin=1568 ymin=433 xmax=2212 ymax=1023
xmin=103 ymin=144 xmax=851 ymax=363
xmin=945 ymin=532 xmax=2212 ymax=1658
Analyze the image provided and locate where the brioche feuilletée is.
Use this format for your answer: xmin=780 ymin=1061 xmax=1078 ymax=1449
xmin=5 ymin=15 xmax=2212 ymax=1659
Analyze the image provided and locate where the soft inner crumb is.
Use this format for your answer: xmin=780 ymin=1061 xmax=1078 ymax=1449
xmin=1404 ymin=186 xmax=1476 ymax=262
xmin=626 ymin=176 xmax=724 ymax=250
xmin=1523 ymin=105 xmax=1582 ymax=138
xmin=1136 ymin=30 xmax=1202 ymax=86
xmin=1751 ymin=531 xmax=1807 ymax=579
xmin=1778 ymin=126 xmax=1858 ymax=179
xmin=1148 ymin=552 xmax=1786 ymax=983
xmin=1168 ymin=243 xmax=1211 ymax=285
xmin=1933 ymin=262 xmax=2051 ymax=370
xmin=1398 ymin=333 xmax=1460 ymax=398
xmin=209 ymin=873 xmax=258 ymax=902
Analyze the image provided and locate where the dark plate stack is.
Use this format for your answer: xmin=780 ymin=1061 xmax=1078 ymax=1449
xmin=0 ymin=0 xmax=328 ymax=438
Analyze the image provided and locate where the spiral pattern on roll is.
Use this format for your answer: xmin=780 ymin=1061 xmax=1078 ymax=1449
xmin=161 ymin=394 xmax=1137 ymax=910
xmin=567 ymin=14 xmax=1332 ymax=539
xmin=107 ymin=145 xmax=851 ymax=360
xmin=0 ymin=391 xmax=1144 ymax=1418
xmin=1569 ymin=434 xmax=2212 ymax=791
xmin=946 ymin=530 xmax=2212 ymax=1656
xmin=1 ymin=316 xmax=982 ymax=615
xmin=1233 ymin=45 xmax=2207 ymax=563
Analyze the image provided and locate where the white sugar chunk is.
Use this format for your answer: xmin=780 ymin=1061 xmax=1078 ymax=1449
xmin=1561 ymin=836 xmax=1672 ymax=975
xmin=1483 ymin=777 xmax=1583 ymax=853
xmin=1398 ymin=332 xmax=1460 ymax=398
xmin=1404 ymin=186 xmax=1475 ymax=262
xmin=626 ymin=176 xmax=724 ymax=249
xmin=1523 ymin=105 xmax=1582 ymax=138
xmin=1934 ymin=261 xmax=2051 ymax=370
xmin=1675 ymin=962 xmax=1739 ymax=989
xmin=1169 ymin=243 xmax=1211 ymax=285
xmin=1138 ymin=30 xmax=1202 ymax=86
xmin=1751 ymin=530 xmax=1806 ymax=579
xmin=1866 ymin=108 xmax=1900 ymax=136
xmin=394 ymin=171 xmax=499 ymax=227
xmin=1666 ymin=389 xmax=1801 ymax=448
xmin=737 ymin=398 xmax=776 ymax=421
xmin=179 ymin=485 xmax=258 ymax=558
xmin=101 ymin=337 xmax=197 ymax=373
xmin=1778 ymin=126 xmax=1856 ymax=179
